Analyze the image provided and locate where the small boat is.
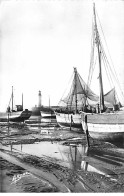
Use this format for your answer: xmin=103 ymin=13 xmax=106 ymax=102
xmin=40 ymin=107 xmax=56 ymax=119
xmin=55 ymin=67 xmax=98 ymax=131
xmin=81 ymin=4 xmax=124 ymax=142
xmin=40 ymin=96 xmax=56 ymax=119
xmin=0 ymin=86 xmax=32 ymax=123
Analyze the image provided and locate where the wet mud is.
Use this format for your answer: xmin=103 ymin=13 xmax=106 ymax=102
xmin=0 ymin=157 xmax=58 ymax=192
xmin=0 ymin=116 xmax=124 ymax=192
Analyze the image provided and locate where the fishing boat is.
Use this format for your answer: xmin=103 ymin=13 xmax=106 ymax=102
xmin=0 ymin=86 xmax=32 ymax=122
xmin=55 ymin=67 xmax=99 ymax=131
xmin=81 ymin=4 xmax=124 ymax=141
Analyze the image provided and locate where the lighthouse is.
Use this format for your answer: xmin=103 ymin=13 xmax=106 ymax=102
xmin=38 ymin=90 xmax=42 ymax=107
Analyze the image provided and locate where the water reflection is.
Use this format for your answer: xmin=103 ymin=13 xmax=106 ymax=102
xmin=25 ymin=116 xmax=57 ymax=133
xmin=26 ymin=115 xmax=57 ymax=125
xmin=41 ymin=117 xmax=57 ymax=123
xmin=6 ymin=141 xmax=123 ymax=181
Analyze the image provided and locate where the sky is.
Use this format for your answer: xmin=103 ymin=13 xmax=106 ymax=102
xmin=0 ymin=0 xmax=124 ymax=111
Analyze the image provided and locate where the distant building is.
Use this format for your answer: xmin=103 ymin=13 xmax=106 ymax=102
xmin=32 ymin=90 xmax=58 ymax=116
xmin=32 ymin=90 xmax=42 ymax=116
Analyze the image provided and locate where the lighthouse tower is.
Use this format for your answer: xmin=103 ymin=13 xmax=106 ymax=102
xmin=38 ymin=90 xmax=42 ymax=107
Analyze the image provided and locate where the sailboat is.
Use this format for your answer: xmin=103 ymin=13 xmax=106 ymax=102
xmin=55 ymin=67 xmax=98 ymax=131
xmin=81 ymin=4 xmax=124 ymax=141
xmin=0 ymin=86 xmax=32 ymax=122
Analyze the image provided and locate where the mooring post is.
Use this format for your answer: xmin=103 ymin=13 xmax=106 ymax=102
xmin=7 ymin=112 xmax=10 ymax=129
xmin=70 ymin=115 xmax=72 ymax=131
xmin=10 ymin=141 xmax=12 ymax=151
xmin=21 ymin=142 xmax=22 ymax=151
xmin=84 ymin=114 xmax=90 ymax=147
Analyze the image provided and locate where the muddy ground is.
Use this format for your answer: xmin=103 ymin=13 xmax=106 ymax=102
xmin=0 ymin=120 xmax=124 ymax=193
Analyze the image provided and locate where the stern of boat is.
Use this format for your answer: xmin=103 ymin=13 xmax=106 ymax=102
xmin=21 ymin=109 xmax=32 ymax=120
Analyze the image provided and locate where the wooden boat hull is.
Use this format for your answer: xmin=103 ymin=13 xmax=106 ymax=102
xmin=81 ymin=112 xmax=124 ymax=141
xmin=55 ymin=112 xmax=83 ymax=132
xmin=0 ymin=109 xmax=32 ymax=122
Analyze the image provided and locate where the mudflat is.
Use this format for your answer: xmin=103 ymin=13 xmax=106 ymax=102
xmin=0 ymin=119 xmax=124 ymax=192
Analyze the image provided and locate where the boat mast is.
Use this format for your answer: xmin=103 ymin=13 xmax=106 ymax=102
xmin=12 ymin=86 xmax=13 ymax=111
xmin=22 ymin=93 xmax=23 ymax=110
xmin=74 ymin=67 xmax=77 ymax=113
xmin=93 ymin=3 xmax=104 ymax=112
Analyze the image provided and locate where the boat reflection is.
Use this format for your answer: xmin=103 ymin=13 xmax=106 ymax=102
xmin=7 ymin=140 xmax=124 ymax=181
xmin=60 ymin=144 xmax=123 ymax=181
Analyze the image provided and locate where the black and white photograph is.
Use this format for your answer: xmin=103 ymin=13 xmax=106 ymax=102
xmin=0 ymin=0 xmax=124 ymax=193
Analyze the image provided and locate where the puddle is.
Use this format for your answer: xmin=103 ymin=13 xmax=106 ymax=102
xmin=3 ymin=142 xmax=83 ymax=169
xmin=2 ymin=141 xmax=124 ymax=181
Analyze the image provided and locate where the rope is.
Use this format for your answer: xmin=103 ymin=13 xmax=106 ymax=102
xmin=87 ymin=17 xmax=95 ymax=88
xmin=96 ymin=10 xmax=124 ymax=101
xmin=58 ymin=71 xmax=74 ymax=106
xmin=87 ymin=7 xmax=124 ymax=104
